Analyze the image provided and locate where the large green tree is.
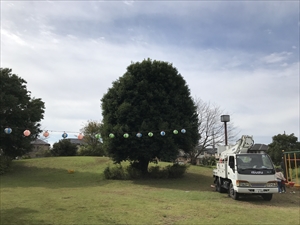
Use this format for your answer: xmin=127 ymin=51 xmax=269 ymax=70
xmin=0 ymin=68 xmax=45 ymax=158
xmin=101 ymin=59 xmax=199 ymax=173
xmin=268 ymin=133 xmax=300 ymax=165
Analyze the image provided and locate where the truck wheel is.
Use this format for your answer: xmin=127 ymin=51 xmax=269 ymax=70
xmin=215 ymin=180 xmax=221 ymax=192
xmin=261 ymin=194 xmax=272 ymax=201
xmin=229 ymin=183 xmax=239 ymax=200
xmin=216 ymin=179 xmax=227 ymax=193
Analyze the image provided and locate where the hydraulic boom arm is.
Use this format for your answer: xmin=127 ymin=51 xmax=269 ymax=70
xmin=219 ymin=135 xmax=254 ymax=159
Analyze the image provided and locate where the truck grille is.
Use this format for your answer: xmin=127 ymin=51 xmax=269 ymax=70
xmin=250 ymin=183 xmax=266 ymax=188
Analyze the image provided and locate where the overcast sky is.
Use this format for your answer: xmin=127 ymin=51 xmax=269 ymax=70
xmin=1 ymin=1 xmax=299 ymax=146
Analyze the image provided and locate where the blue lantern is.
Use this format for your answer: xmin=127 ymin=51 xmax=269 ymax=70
xmin=181 ymin=129 xmax=186 ymax=134
xmin=160 ymin=131 xmax=165 ymax=136
xmin=62 ymin=132 xmax=68 ymax=138
xmin=136 ymin=133 xmax=142 ymax=138
xmin=4 ymin=128 xmax=12 ymax=134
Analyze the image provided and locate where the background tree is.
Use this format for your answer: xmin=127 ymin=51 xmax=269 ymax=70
xmin=187 ymin=98 xmax=239 ymax=165
xmin=79 ymin=120 xmax=105 ymax=156
xmin=268 ymin=133 xmax=300 ymax=165
xmin=51 ymin=139 xmax=77 ymax=156
xmin=0 ymin=68 xmax=45 ymax=158
xmin=101 ymin=59 xmax=200 ymax=173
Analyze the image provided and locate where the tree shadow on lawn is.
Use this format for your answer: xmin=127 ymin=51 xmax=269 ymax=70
xmin=0 ymin=207 xmax=48 ymax=225
xmin=0 ymin=162 xmax=110 ymax=189
xmin=132 ymin=171 xmax=215 ymax=192
xmin=132 ymin=172 xmax=300 ymax=208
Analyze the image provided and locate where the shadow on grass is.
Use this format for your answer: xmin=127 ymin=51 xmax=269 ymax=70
xmin=132 ymin=171 xmax=214 ymax=192
xmin=1 ymin=163 xmax=210 ymax=190
xmin=132 ymin=171 xmax=300 ymax=208
xmin=0 ymin=207 xmax=48 ymax=225
xmin=0 ymin=161 xmax=109 ymax=189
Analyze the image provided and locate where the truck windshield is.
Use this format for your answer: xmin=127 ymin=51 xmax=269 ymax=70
xmin=236 ymin=154 xmax=274 ymax=171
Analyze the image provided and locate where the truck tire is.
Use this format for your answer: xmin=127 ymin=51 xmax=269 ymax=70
xmin=216 ymin=179 xmax=227 ymax=193
xmin=215 ymin=179 xmax=221 ymax=192
xmin=261 ymin=194 xmax=272 ymax=201
xmin=229 ymin=183 xmax=239 ymax=200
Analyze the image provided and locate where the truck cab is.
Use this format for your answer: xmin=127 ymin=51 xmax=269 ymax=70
xmin=213 ymin=136 xmax=278 ymax=201
xmin=228 ymin=154 xmax=277 ymax=199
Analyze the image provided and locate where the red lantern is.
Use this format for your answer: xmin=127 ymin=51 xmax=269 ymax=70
xmin=23 ymin=130 xmax=31 ymax=136
xmin=78 ymin=133 xmax=83 ymax=140
xmin=43 ymin=131 xmax=49 ymax=137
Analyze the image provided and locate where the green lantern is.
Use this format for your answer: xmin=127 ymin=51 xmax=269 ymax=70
xmin=95 ymin=134 xmax=101 ymax=139
xmin=148 ymin=132 xmax=153 ymax=137
xmin=109 ymin=133 xmax=115 ymax=138
xmin=123 ymin=133 xmax=129 ymax=138
xmin=173 ymin=130 xmax=178 ymax=134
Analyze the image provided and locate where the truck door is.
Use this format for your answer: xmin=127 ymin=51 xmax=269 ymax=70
xmin=227 ymin=156 xmax=236 ymax=180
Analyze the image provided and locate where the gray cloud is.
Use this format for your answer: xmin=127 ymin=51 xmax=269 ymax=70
xmin=1 ymin=1 xmax=299 ymax=145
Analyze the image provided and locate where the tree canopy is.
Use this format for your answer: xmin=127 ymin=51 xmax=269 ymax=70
xmin=79 ymin=120 xmax=105 ymax=156
xmin=101 ymin=59 xmax=199 ymax=173
xmin=268 ymin=133 xmax=300 ymax=165
xmin=51 ymin=139 xmax=78 ymax=156
xmin=0 ymin=68 xmax=45 ymax=158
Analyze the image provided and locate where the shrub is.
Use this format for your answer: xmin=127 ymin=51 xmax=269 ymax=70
xmin=21 ymin=155 xmax=31 ymax=159
xmin=77 ymin=146 xmax=106 ymax=156
xmin=201 ymin=156 xmax=216 ymax=166
xmin=166 ymin=163 xmax=189 ymax=178
xmin=148 ymin=166 xmax=168 ymax=179
xmin=126 ymin=165 xmax=142 ymax=179
xmin=104 ymin=163 xmax=189 ymax=180
xmin=0 ymin=155 xmax=12 ymax=175
xmin=104 ymin=165 xmax=128 ymax=180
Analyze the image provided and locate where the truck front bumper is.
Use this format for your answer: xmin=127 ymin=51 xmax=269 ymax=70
xmin=236 ymin=187 xmax=278 ymax=194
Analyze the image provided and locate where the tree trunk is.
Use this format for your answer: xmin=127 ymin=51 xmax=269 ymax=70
xmin=138 ymin=158 xmax=149 ymax=175
xmin=190 ymin=157 xmax=197 ymax=165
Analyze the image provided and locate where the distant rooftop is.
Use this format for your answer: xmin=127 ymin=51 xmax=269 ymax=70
xmin=65 ymin=138 xmax=85 ymax=145
xmin=31 ymin=139 xmax=50 ymax=146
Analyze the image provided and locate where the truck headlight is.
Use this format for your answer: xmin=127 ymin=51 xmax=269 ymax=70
xmin=266 ymin=181 xmax=277 ymax=187
xmin=236 ymin=180 xmax=251 ymax=187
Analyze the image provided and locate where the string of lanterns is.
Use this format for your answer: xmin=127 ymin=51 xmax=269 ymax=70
xmin=3 ymin=128 xmax=85 ymax=139
xmin=3 ymin=127 xmax=187 ymax=140
xmin=4 ymin=128 xmax=32 ymax=136
xmin=110 ymin=129 xmax=186 ymax=139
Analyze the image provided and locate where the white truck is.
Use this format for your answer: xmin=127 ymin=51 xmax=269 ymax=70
xmin=213 ymin=135 xmax=278 ymax=201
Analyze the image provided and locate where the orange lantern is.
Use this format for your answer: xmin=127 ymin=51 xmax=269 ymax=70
xmin=78 ymin=133 xmax=83 ymax=140
xmin=43 ymin=131 xmax=49 ymax=137
xmin=23 ymin=130 xmax=31 ymax=136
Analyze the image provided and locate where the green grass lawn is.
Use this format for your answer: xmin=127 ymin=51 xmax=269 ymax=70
xmin=1 ymin=157 xmax=299 ymax=225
